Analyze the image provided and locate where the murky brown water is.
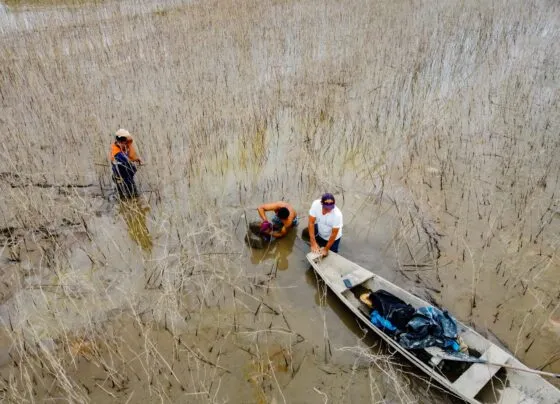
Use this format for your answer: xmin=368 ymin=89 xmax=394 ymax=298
xmin=0 ymin=0 xmax=559 ymax=402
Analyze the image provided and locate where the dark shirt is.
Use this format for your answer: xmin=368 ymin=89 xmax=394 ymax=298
xmin=112 ymin=151 xmax=137 ymax=183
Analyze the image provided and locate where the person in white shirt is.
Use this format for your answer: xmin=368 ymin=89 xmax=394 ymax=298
xmin=305 ymin=193 xmax=343 ymax=256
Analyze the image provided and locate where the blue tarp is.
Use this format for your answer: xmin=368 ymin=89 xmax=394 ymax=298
xmin=365 ymin=289 xmax=462 ymax=352
xmin=398 ymin=306 xmax=460 ymax=351
xmin=370 ymin=310 xmax=398 ymax=334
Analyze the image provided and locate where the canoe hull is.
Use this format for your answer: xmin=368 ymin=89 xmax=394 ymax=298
xmin=306 ymin=252 xmax=560 ymax=404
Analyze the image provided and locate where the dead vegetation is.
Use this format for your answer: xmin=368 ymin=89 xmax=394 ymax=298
xmin=0 ymin=0 xmax=558 ymax=402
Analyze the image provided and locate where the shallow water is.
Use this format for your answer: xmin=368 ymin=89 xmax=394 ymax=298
xmin=0 ymin=0 xmax=559 ymax=402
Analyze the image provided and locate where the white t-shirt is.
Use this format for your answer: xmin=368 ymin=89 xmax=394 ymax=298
xmin=309 ymin=199 xmax=343 ymax=240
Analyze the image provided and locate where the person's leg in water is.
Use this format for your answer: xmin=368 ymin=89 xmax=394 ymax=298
xmin=123 ymin=178 xmax=139 ymax=199
xmin=113 ymin=176 xmax=127 ymax=200
xmin=114 ymin=176 xmax=139 ymax=200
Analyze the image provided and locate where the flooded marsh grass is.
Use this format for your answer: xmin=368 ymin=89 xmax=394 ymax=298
xmin=0 ymin=0 xmax=559 ymax=402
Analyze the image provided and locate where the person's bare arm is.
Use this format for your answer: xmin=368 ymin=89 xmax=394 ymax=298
xmin=128 ymin=144 xmax=143 ymax=164
xmin=308 ymin=216 xmax=320 ymax=253
xmin=271 ymin=210 xmax=295 ymax=238
xmin=322 ymin=227 xmax=340 ymax=256
xmin=287 ymin=210 xmax=296 ymax=228
xmin=270 ymin=226 xmax=287 ymax=239
xmin=257 ymin=202 xmax=282 ymax=222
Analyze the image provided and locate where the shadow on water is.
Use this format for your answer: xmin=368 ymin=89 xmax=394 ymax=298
xmin=118 ymin=198 xmax=153 ymax=253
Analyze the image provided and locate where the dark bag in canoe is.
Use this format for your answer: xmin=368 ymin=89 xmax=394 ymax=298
xmin=369 ymin=290 xmax=416 ymax=330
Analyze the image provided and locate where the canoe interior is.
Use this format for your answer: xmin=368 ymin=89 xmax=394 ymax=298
xmin=307 ymin=252 xmax=560 ymax=404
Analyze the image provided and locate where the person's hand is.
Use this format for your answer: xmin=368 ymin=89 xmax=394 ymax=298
xmin=321 ymin=247 xmax=329 ymax=257
xmin=137 ymin=158 xmax=144 ymax=166
xmin=310 ymin=241 xmax=321 ymax=254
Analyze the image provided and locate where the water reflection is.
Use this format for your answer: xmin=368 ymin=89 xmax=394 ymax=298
xmin=118 ymin=198 xmax=153 ymax=253
xmin=250 ymin=226 xmax=297 ymax=270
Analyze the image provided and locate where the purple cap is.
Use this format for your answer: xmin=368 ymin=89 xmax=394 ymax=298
xmin=321 ymin=193 xmax=335 ymax=209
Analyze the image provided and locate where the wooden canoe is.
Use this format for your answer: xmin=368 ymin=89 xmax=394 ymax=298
xmin=306 ymin=251 xmax=560 ymax=404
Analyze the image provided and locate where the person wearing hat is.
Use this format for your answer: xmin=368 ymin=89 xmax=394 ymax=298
xmin=109 ymin=129 xmax=143 ymax=199
xmin=305 ymin=193 xmax=343 ymax=256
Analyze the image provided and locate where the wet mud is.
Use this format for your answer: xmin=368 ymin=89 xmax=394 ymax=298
xmin=0 ymin=0 xmax=559 ymax=402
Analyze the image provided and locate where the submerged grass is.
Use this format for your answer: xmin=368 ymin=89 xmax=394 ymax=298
xmin=0 ymin=0 xmax=558 ymax=401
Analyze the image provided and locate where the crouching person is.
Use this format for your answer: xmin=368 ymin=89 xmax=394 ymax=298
xmin=303 ymin=193 xmax=343 ymax=256
xmin=246 ymin=201 xmax=298 ymax=249
xmin=256 ymin=201 xmax=299 ymax=240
